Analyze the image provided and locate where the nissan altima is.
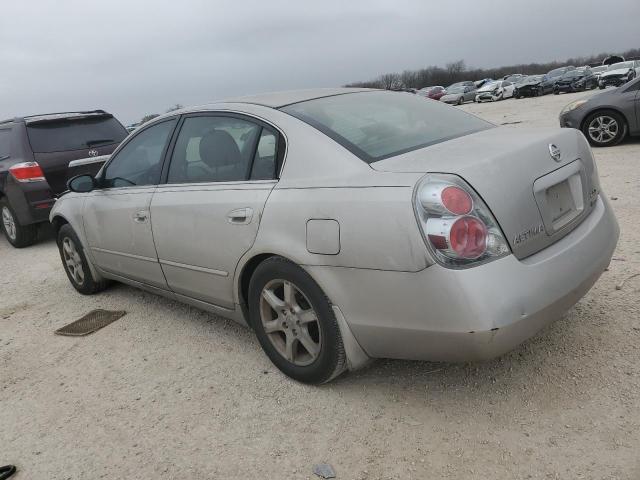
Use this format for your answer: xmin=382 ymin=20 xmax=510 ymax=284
xmin=50 ymin=89 xmax=619 ymax=384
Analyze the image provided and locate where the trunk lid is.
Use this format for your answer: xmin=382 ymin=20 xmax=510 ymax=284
xmin=372 ymin=127 xmax=600 ymax=259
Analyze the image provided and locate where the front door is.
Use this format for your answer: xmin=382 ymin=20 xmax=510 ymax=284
xmin=150 ymin=114 xmax=281 ymax=308
xmin=84 ymin=118 xmax=177 ymax=288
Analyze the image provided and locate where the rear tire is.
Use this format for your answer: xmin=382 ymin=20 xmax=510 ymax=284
xmin=0 ymin=199 xmax=38 ymax=248
xmin=248 ymin=256 xmax=346 ymax=384
xmin=57 ymin=224 xmax=109 ymax=295
xmin=582 ymin=110 xmax=627 ymax=147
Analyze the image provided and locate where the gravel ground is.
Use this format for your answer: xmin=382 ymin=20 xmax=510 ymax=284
xmin=1 ymin=91 xmax=639 ymax=479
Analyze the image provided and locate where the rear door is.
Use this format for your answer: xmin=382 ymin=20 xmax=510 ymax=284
xmin=83 ymin=118 xmax=177 ymax=288
xmin=150 ymin=113 xmax=282 ymax=308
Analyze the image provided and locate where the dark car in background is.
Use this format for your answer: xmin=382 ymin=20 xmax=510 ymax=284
xmin=559 ymin=75 xmax=640 ymax=147
xmin=513 ymin=75 xmax=544 ymax=98
xmin=0 ymin=110 xmax=127 ymax=247
xmin=554 ymin=67 xmax=598 ymax=94
xmin=417 ymin=86 xmax=446 ymax=100
xmin=539 ymin=66 xmax=576 ymax=94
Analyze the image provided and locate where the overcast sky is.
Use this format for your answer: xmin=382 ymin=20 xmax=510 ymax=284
xmin=1 ymin=0 xmax=638 ymax=124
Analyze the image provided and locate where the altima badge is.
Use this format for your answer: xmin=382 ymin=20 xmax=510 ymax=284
xmin=88 ymin=149 xmax=99 ymax=157
xmin=549 ymin=144 xmax=561 ymax=162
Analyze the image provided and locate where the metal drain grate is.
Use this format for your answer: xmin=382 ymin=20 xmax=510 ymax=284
xmin=55 ymin=309 xmax=126 ymax=336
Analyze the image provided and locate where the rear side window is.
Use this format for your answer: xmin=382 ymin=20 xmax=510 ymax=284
xmin=281 ymin=91 xmax=492 ymax=163
xmin=167 ymin=116 xmax=265 ymax=184
xmin=0 ymin=128 xmax=11 ymax=158
xmin=26 ymin=116 xmax=128 ymax=153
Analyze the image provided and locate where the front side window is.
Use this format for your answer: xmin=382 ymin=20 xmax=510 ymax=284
xmin=102 ymin=119 xmax=176 ymax=188
xmin=167 ymin=116 xmax=269 ymax=184
xmin=281 ymin=91 xmax=493 ymax=163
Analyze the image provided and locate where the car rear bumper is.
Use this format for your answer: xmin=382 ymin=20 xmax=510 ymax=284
xmin=306 ymin=196 xmax=618 ymax=362
xmin=4 ymin=178 xmax=56 ymax=225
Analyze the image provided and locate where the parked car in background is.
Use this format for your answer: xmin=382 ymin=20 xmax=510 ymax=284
xmin=513 ymin=75 xmax=545 ymax=98
xmin=440 ymin=84 xmax=477 ymax=105
xmin=554 ymin=67 xmax=598 ymax=94
xmin=539 ymin=66 xmax=576 ymax=94
xmin=598 ymin=60 xmax=640 ymax=89
xmin=503 ymin=74 xmax=526 ymax=83
xmin=0 ymin=110 xmax=128 ymax=247
xmin=560 ymin=75 xmax=640 ymax=147
xmin=51 ymin=88 xmax=618 ymax=384
xmin=126 ymin=123 xmax=140 ymax=133
xmin=475 ymin=80 xmax=515 ymax=102
xmin=417 ymin=86 xmax=446 ymax=100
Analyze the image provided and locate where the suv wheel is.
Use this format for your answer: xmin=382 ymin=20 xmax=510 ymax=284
xmin=0 ymin=199 xmax=38 ymax=248
xmin=248 ymin=256 xmax=346 ymax=384
xmin=57 ymin=224 xmax=109 ymax=294
xmin=582 ymin=110 xmax=627 ymax=147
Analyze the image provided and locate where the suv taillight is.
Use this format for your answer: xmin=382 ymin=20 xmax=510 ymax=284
xmin=414 ymin=174 xmax=510 ymax=267
xmin=9 ymin=162 xmax=46 ymax=182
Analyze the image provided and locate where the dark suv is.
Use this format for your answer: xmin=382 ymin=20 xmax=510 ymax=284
xmin=0 ymin=110 xmax=128 ymax=247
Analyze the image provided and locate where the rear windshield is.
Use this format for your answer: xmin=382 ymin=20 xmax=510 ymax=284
xmin=26 ymin=116 xmax=128 ymax=153
xmin=281 ymin=91 xmax=493 ymax=163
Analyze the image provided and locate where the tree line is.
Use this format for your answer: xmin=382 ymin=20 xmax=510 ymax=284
xmin=345 ymin=47 xmax=640 ymax=90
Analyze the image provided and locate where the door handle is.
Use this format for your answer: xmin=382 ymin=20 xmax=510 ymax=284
xmin=226 ymin=207 xmax=253 ymax=225
xmin=133 ymin=210 xmax=149 ymax=223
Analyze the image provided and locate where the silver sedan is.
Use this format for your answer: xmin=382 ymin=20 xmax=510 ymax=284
xmin=51 ymin=88 xmax=619 ymax=383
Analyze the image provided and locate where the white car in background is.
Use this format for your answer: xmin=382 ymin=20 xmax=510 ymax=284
xmin=475 ymin=80 xmax=516 ymax=102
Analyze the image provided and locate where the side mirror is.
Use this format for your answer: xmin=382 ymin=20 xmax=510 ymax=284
xmin=68 ymin=174 xmax=96 ymax=193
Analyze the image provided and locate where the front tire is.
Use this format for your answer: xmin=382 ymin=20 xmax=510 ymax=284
xmin=457 ymin=97 xmax=463 ymax=105
xmin=248 ymin=256 xmax=346 ymax=384
xmin=57 ymin=224 xmax=109 ymax=295
xmin=1 ymin=199 xmax=38 ymax=248
xmin=582 ymin=110 xmax=627 ymax=147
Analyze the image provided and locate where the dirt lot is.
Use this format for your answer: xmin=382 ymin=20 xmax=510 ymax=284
xmin=1 ymin=91 xmax=639 ymax=479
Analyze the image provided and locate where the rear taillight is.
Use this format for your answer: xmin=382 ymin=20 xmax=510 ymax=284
xmin=414 ymin=174 xmax=510 ymax=267
xmin=9 ymin=162 xmax=46 ymax=182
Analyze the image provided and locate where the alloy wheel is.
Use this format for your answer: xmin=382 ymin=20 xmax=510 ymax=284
xmin=62 ymin=237 xmax=85 ymax=285
xmin=1 ymin=206 xmax=17 ymax=241
xmin=259 ymin=279 xmax=322 ymax=366
xmin=588 ymin=115 xmax=619 ymax=144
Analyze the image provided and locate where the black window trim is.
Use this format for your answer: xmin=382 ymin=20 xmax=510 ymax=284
xmin=98 ymin=116 xmax=180 ymax=191
xmin=159 ymin=110 xmax=286 ymax=186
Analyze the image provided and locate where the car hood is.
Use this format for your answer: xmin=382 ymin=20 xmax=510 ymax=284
xmin=601 ymin=68 xmax=630 ymax=77
xmin=371 ymin=126 xmax=600 ymax=259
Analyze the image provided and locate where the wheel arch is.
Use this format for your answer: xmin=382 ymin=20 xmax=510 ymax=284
xmin=50 ymin=213 xmax=70 ymax=236
xmin=580 ymin=106 xmax=630 ymax=133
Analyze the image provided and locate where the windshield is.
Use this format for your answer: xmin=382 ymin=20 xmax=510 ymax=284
xmin=446 ymin=86 xmax=465 ymax=93
xmin=592 ymin=66 xmax=607 ymax=73
xmin=523 ymin=75 xmax=542 ymax=83
xmin=281 ymin=91 xmax=493 ymax=163
xmin=27 ymin=116 xmax=128 ymax=153
xmin=563 ymin=71 xmax=582 ymax=78
xmin=608 ymin=62 xmax=632 ymax=70
xmin=478 ymin=82 xmax=500 ymax=91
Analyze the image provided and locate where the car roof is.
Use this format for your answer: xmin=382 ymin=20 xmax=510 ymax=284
xmin=219 ymin=88 xmax=373 ymax=108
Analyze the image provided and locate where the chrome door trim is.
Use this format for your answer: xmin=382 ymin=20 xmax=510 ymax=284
xmin=91 ymin=247 xmax=158 ymax=263
xmin=159 ymin=259 xmax=229 ymax=277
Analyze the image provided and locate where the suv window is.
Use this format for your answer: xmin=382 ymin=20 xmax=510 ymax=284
xmin=0 ymin=128 xmax=11 ymax=158
xmin=26 ymin=116 xmax=128 ymax=153
xmin=103 ymin=119 xmax=176 ymax=188
xmin=167 ymin=116 xmax=266 ymax=184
